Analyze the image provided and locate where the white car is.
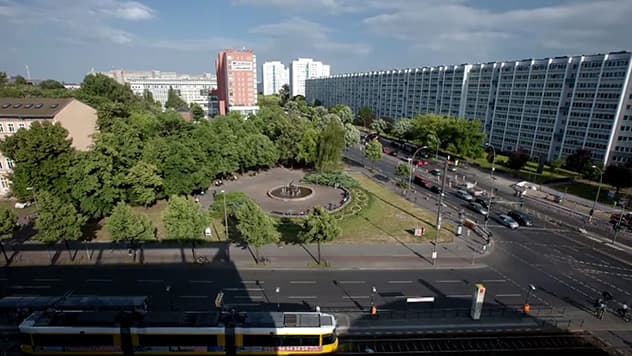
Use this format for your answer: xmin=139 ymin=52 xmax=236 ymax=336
xmin=496 ymin=214 xmax=519 ymax=229
xmin=14 ymin=201 xmax=32 ymax=209
xmin=455 ymin=189 xmax=473 ymax=201
xmin=468 ymin=202 xmax=489 ymax=216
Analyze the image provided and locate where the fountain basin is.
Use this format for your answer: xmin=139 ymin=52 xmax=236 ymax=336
xmin=267 ymin=185 xmax=314 ymax=201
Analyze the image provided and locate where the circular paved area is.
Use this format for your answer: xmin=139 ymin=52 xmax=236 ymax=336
xmin=210 ymin=167 xmax=347 ymax=215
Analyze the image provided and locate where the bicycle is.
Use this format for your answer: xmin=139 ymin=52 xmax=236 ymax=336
xmin=195 ymin=256 xmax=209 ymax=264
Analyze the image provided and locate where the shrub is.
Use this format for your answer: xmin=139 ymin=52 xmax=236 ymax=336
xmin=303 ymin=172 xmax=359 ymax=188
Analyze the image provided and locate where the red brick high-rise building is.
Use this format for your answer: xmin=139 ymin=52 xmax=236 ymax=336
xmin=215 ymin=49 xmax=259 ymax=116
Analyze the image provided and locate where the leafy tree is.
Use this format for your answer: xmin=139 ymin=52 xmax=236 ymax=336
xmin=549 ymin=158 xmax=563 ymax=173
xmin=233 ymin=199 xmax=279 ymax=262
xmin=14 ymin=75 xmax=27 ymax=85
xmin=279 ymin=84 xmax=290 ymax=106
xmin=312 ymin=106 xmax=329 ymax=121
xmin=0 ymin=72 xmax=7 ymax=86
xmin=392 ymin=118 xmax=414 ymax=140
xmin=0 ymin=121 xmax=74 ymax=201
xmin=370 ymin=118 xmax=387 ymax=134
xmin=506 ymin=149 xmax=530 ymax=170
xmin=191 ymin=103 xmax=205 ymax=121
xmin=364 ymin=140 xmax=383 ymax=169
xmin=105 ymin=202 xmax=154 ymax=243
xmin=165 ymin=86 xmax=188 ymax=109
xmin=125 ymin=161 xmax=163 ymax=206
xmin=395 ymin=162 xmax=411 ymax=179
xmin=163 ymin=196 xmax=207 ymax=241
xmin=242 ymin=134 xmax=279 ymax=170
xmin=435 ymin=116 xmax=485 ymax=158
xmin=79 ymin=73 xmax=135 ymax=104
xmin=605 ymin=165 xmax=632 ymax=193
xmin=67 ymin=151 xmax=122 ymax=219
xmin=316 ymin=119 xmax=345 ymax=172
xmin=564 ymin=149 xmax=594 ymax=175
xmin=296 ymin=127 xmax=319 ymax=166
xmin=357 ymin=106 xmax=374 ymax=128
xmin=38 ymin=80 xmax=64 ymax=90
xmin=0 ymin=208 xmax=17 ymax=262
xmin=330 ymin=104 xmax=354 ymax=124
xmin=299 ymin=206 xmax=341 ymax=264
xmin=34 ymin=191 xmax=87 ymax=256
xmin=343 ymin=122 xmax=361 ymax=148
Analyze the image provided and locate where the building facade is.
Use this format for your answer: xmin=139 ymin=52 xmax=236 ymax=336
xmin=216 ymin=49 xmax=259 ymax=116
xmin=262 ymin=61 xmax=289 ymax=95
xmin=306 ymin=51 xmax=632 ymax=166
xmin=127 ymin=74 xmax=216 ymax=114
xmin=290 ymin=58 xmax=330 ymax=98
xmin=0 ymin=98 xmax=97 ymax=196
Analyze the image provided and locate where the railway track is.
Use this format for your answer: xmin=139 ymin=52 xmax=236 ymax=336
xmin=338 ymin=332 xmax=608 ymax=355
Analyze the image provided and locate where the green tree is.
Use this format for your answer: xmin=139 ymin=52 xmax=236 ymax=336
xmin=316 ymin=119 xmax=345 ymax=172
xmin=14 ymin=75 xmax=27 ymax=85
xmin=395 ymin=162 xmax=411 ymax=179
xmin=67 ymin=151 xmax=122 ymax=219
xmin=549 ymin=158 xmax=563 ymax=173
xmin=506 ymin=149 xmax=530 ymax=170
xmin=191 ymin=103 xmax=205 ymax=121
xmin=34 ymin=191 xmax=87 ymax=259
xmin=330 ymin=104 xmax=354 ymax=124
xmin=296 ymin=127 xmax=319 ymax=166
xmin=299 ymin=206 xmax=341 ymax=264
xmin=370 ymin=118 xmax=387 ymax=134
xmin=105 ymin=202 xmax=154 ymax=243
xmin=357 ymin=106 xmax=374 ymax=128
xmin=125 ymin=161 xmax=163 ymax=206
xmin=163 ymin=196 xmax=207 ymax=255
xmin=0 ymin=72 xmax=7 ymax=86
xmin=364 ymin=140 xmax=383 ymax=169
xmin=79 ymin=73 xmax=135 ymax=104
xmin=165 ymin=86 xmax=188 ymax=109
xmin=605 ymin=165 xmax=632 ymax=194
xmin=0 ymin=121 xmax=74 ymax=201
xmin=279 ymin=84 xmax=290 ymax=106
xmin=38 ymin=80 xmax=65 ymax=90
xmin=234 ymin=199 xmax=279 ymax=262
xmin=564 ymin=149 xmax=594 ymax=176
xmin=392 ymin=118 xmax=414 ymax=140
xmin=242 ymin=134 xmax=279 ymax=170
xmin=0 ymin=208 xmax=17 ymax=262
xmin=343 ymin=122 xmax=361 ymax=148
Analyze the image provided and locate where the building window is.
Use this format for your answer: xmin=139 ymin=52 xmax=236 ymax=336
xmin=7 ymin=124 xmax=14 ymax=133
xmin=0 ymin=176 xmax=8 ymax=189
xmin=18 ymin=123 xmax=25 ymax=129
xmin=0 ymin=124 xmax=3 ymax=132
xmin=6 ymin=159 xmax=13 ymax=169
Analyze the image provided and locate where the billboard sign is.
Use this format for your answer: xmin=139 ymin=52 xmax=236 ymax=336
xmin=231 ymin=61 xmax=252 ymax=71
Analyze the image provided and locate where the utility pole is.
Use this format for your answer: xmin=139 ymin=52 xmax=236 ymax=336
xmin=433 ymin=156 xmax=449 ymax=265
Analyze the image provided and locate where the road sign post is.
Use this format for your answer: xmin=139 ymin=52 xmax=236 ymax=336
xmin=470 ymin=284 xmax=486 ymax=320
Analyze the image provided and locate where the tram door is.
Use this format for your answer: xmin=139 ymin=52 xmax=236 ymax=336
xmin=225 ymin=325 xmax=236 ymax=356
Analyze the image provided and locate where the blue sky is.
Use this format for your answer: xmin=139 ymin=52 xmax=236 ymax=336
xmin=1 ymin=0 xmax=632 ymax=82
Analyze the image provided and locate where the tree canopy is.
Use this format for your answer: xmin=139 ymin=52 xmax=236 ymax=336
xmin=234 ymin=199 xmax=279 ymax=250
xmin=506 ymin=149 xmax=530 ymax=170
xmin=0 ymin=208 xmax=17 ymax=241
xmin=163 ymin=196 xmax=207 ymax=241
xmin=105 ymin=202 xmax=154 ymax=242
xmin=316 ymin=119 xmax=345 ymax=172
xmin=364 ymin=140 xmax=382 ymax=169
xmin=34 ymin=191 xmax=87 ymax=245
xmin=565 ymin=149 xmax=594 ymax=176
xmin=165 ymin=86 xmax=187 ymax=109
xmin=605 ymin=164 xmax=632 ymax=193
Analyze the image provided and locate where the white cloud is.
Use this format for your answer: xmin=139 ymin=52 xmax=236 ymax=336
xmin=150 ymin=37 xmax=250 ymax=52
xmin=252 ymin=17 xmax=371 ymax=56
xmin=234 ymin=0 xmax=363 ymax=14
xmin=362 ymin=0 xmax=632 ymax=63
xmin=102 ymin=1 xmax=155 ymax=20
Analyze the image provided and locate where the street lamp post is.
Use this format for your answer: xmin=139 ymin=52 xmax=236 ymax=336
xmin=484 ymin=143 xmax=496 ymax=230
xmin=589 ymin=165 xmax=604 ymax=224
xmin=165 ymin=285 xmax=173 ymax=311
xmin=275 ymin=287 xmax=280 ymax=311
xmin=221 ymin=190 xmax=230 ymax=262
xmin=370 ymin=286 xmax=377 ymax=306
xmin=524 ymin=284 xmax=536 ymax=310
xmin=407 ymin=146 xmax=429 ymax=193
xmin=433 ymin=156 xmax=450 ymax=265
xmin=613 ymin=203 xmax=626 ymax=244
xmin=435 ymin=138 xmax=441 ymax=161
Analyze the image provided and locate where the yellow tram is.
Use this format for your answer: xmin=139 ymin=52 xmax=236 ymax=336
xmin=18 ymin=310 xmax=338 ymax=355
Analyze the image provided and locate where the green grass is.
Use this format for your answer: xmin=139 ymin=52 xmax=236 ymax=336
xmin=552 ymin=181 xmax=618 ymax=205
xmin=469 ymin=154 xmax=580 ymax=184
xmin=0 ymin=200 xmax=38 ymax=215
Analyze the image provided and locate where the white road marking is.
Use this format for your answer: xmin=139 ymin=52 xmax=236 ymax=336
xmin=188 ymin=280 xmax=214 ymax=284
xmin=223 ymin=288 xmax=264 ymax=292
xmin=343 ymin=295 xmax=369 ymax=299
xmin=495 ymin=294 xmax=521 ymax=297
xmin=482 ymin=279 xmax=507 ymax=283
xmin=338 ymin=281 xmax=365 ymax=284
xmin=229 ymin=303 xmax=259 ymax=306
xmin=243 ymin=280 xmax=264 ymax=284
xmin=289 ymin=281 xmax=317 ymax=284
xmin=435 ymin=280 xmax=462 ymax=283
xmin=138 ymin=279 xmax=163 ymax=283
xmin=10 ymin=285 xmax=51 ymax=289
xmin=179 ymin=295 xmax=207 ymax=299
xmin=447 ymin=294 xmax=471 ymax=298
xmin=86 ymin=278 xmax=112 ymax=283
xmin=387 ymin=280 xmax=412 ymax=284
xmin=288 ymin=296 xmax=317 ymax=299
xmin=33 ymin=278 xmax=60 ymax=282
xmin=235 ymin=295 xmax=264 ymax=299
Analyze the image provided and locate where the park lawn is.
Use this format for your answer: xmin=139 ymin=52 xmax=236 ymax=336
xmin=470 ymin=154 xmax=580 ymax=183
xmin=337 ymin=172 xmax=453 ymax=244
xmin=0 ymin=199 xmax=38 ymax=216
xmin=551 ymin=180 xmax=622 ymax=205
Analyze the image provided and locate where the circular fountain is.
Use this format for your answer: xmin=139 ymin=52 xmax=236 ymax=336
xmin=267 ymin=180 xmax=314 ymax=201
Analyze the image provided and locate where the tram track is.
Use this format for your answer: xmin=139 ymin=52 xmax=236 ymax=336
xmin=337 ymin=332 xmax=608 ymax=355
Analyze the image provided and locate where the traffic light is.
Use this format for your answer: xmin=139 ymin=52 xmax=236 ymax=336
xmin=519 ymin=197 xmax=525 ymax=208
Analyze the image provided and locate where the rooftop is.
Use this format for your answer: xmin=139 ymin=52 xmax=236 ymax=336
xmin=0 ymin=97 xmax=73 ymax=118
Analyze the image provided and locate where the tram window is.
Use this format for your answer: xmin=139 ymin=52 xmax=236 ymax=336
xmin=32 ymin=333 xmax=114 ymax=346
xmin=298 ymin=336 xmax=319 ymax=346
xmin=19 ymin=333 xmax=31 ymax=345
xmin=282 ymin=336 xmax=301 ymax=346
xmin=243 ymin=335 xmax=280 ymax=347
xmin=322 ymin=333 xmax=336 ymax=345
xmin=138 ymin=334 xmax=217 ymax=346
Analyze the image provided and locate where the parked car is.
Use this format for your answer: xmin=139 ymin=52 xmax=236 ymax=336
xmin=496 ymin=214 xmax=519 ymax=229
xmin=389 ymin=150 xmax=399 ymax=157
xmin=455 ymin=189 xmax=474 ymax=201
xmin=448 ymin=165 xmax=457 ymax=172
xmin=430 ymin=185 xmax=442 ymax=194
xmin=382 ymin=147 xmax=393 ymax=155
xmin=14 ymin=201 xmax=33 ymax=209
xmin=507 ymin=210 xmax=533 ymax=226
xmin=414 ymin=159 xmax=429 ymax=167
xmin=413 ymin=175 xmax=432 ymax=188
xmin=610 ymin=212 xmax=632 ymax=229
xmin=468 ymin=202 xmax=489 ymax=216
xmin=475 ymin=198 xmax=490 ymax=210
xmin=429 ymin=169 xmax=442 ymax=177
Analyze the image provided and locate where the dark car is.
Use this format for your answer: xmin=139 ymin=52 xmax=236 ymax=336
xmin=430 ymin=169 xmax=442 ymax=177
xmin=508 ymin=210 xmax=533 ymax=226
xmin=475 ymin=198 xmax=490 ymax=210
xmin=389 ymin=150 xmax=399 ymax=157
xmin=430 ymin=185 xmax=442 ymax=194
